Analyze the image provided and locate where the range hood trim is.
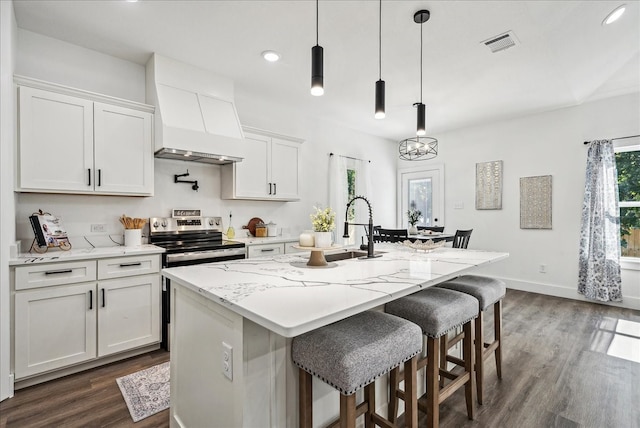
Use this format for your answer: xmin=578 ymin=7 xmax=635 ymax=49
xmin=155 ymin=147 xmax=242 ymax=165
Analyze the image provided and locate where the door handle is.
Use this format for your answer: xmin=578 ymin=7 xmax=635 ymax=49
xmin=101 ymin=288 xmax=106 ymax=308
xmin=89 ymin=290 xmax=93 ymax=310
xmin=88 ymin=168 xmax=92 ymax=186
xmin=268 ymin=183 xmax=272 ymax=195
xmin=98 ymin=169 xmax=102 ymax=187
xmin=273 ymin=183 xmax=277 ymax=195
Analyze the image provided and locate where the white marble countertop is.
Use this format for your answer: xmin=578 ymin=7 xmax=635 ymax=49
xmin=162 ymin=244 xmax=509 ymax=337
xmin=9 ymin=244 xmax=165 ymax=266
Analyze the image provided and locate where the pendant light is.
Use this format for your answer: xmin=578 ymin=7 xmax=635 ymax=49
xmin=374 ymin=0 xmax=385 ymax=119
xmin=398 ymin=10 xmax=438 ymax=161
xmin=311 ymin=0 xmax=324 ymax=96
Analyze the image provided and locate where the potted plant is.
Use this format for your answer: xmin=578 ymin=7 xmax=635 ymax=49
xmin=407 ymin=208 xmax=422 ymax=235
xmin=310 ymin=206 xmax=336 ymax=248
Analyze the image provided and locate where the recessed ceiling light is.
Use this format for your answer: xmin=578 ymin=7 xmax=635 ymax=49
xmin=262 ymin=51 xmax=281 ymax=62
xmin=603 ymin=4 xmax=626 ymax=25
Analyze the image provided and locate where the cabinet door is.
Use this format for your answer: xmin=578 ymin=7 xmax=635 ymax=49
xmin=233 ymin=133 xmax=270 ymax=198
xmin=15 ymin=282 xmax=97 ymax=379
xmin=270 ymin=138 xmax=300 ymax=200
xmin=18 ymin=86 xmax=94 ymax=192
xmin=97 ymin=274 xmax=160 ymax=357
xmin=94 ymin=103 xmax=154 ymax=195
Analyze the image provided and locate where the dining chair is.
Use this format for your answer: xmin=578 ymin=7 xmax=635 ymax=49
xmin=378 ymin=228 xmax=408 ymax=243
xmin=452 ymin=229 xmax=473 ymax=249
xmin=417 ymin=226 xmax=445 ymax=233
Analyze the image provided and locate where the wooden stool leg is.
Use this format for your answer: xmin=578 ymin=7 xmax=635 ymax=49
xmin=426 ymin=336 xmax=440 ymax=428
xmin=494 ymin=300 xmax=503 ymax=379
xmin=404 ymin=356 xmax=418 ymax=428
xmin=388 ymin=366 xmax=399 ymax=423
xmin=464 ymin=321 xmax=476 ymax=420
xmin=364 ymin=383 xmax=375 ymax=428
xmin=340 ymin=393 xmax=357 ymax=428
xmin=439 ymin=332 xmax=448 ymax=387
xmin=299 ymin=368 xmax=313 ymax=428
xmin=475 ymin=312 xmax=484 ymax=405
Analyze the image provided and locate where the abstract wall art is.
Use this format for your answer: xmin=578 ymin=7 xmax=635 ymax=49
xmin=520 ymin=175 xmax=552 ymax=229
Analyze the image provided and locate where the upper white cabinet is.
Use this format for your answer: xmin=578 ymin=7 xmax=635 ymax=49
xmin=221 ymin=127 xmax=303 ymax=201
xmin=16 ymin=77 xmax=154 ymax=196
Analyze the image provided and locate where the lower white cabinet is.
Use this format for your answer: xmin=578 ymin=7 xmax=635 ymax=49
xmin=13 ymin=254 xmax=161 ymax=380
xmin=247 ymin=243 xmax=284 ymax=258
xmin=15 ymin=282 xmax=98 ymax=378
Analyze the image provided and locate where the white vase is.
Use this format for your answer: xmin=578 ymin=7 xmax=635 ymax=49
xmin=408 ymin=225 xmax=418 ymax=235
xmin=124 ymin=229 xmax=142 ymax=247
xmin=314 ymin=231 xmax=333 ymax=248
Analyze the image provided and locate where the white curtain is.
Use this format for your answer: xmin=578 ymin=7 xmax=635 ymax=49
xmin=578 ymin=140 xmax=622 ymax=302
xmin=354 ymin=159 xmax=372 ymax=247
xmin=329 ymin=154 xmax=348 ymax=245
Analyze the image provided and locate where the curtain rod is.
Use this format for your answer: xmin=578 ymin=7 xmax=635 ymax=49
xmin=583 ymin=135 xmax=640 ymax=145
xmin=329 ymin=152 xmax=371 ymax=163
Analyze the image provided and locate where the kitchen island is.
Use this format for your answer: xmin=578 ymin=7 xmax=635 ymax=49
xmin=162 ymin=245 xmax=508 ymax=428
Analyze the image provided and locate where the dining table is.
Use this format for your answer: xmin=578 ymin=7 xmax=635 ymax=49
xmin=408 ymin=232 xmax=454 ymax=242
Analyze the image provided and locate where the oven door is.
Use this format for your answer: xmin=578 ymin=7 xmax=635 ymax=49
xmin=162 ymin=248 xmax=246 ymax=350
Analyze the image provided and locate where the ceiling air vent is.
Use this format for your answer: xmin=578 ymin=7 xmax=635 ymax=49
xmin=482 ymin=31 xmax=518 ymax=53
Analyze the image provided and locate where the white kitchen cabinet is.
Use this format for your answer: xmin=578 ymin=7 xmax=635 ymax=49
xmin=221 ymin=127 xmax=303 ymax=201
xmin=14 ymin=282 xmax=98 ymax=378
xmin=16 ymin=77 xmax=154 ymax=196
xmin=13 ymin=253 xmax=161 ymax=382
xmin=247 ymin=243 xmax=284 ymax=259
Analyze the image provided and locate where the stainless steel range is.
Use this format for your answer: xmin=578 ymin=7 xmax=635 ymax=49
xmin=150 ymin=210 xmax=246 ymax=350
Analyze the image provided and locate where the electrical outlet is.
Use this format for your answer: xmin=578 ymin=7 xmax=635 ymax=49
xmin=539 ymin=264 xmax=547 ymax=273
xmin=222 ymin=342 xmax=233 ymax=380
xmin=91 ymin=224 xmax=107 ymax=233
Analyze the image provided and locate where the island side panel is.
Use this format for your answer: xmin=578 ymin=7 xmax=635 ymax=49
xmin=170 ymin=283 xmax=244 ymax=428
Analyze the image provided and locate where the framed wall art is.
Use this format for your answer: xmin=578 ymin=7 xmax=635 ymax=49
xmin=520 ymin=175 xmax=552 ymax=229
xmin=476 ymin=160 xmax=503 ymax=210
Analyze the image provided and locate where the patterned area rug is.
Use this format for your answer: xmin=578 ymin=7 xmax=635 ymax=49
xmin=116 ymin=362 xmax=170 ymax=422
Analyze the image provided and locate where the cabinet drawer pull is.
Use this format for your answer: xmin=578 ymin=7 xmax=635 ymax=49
xmin=101 ymin=288 xmax=106 ymax=308
xmin=89 ymin=290 xmax=93 ymax=310
xmin=44 ymin=269 xmax=73 ymax=275
xmin=119 ymin=262 xmax=142 ymax=267
xmin=88 ymin=168 xmax=91 ymax=186
xmin=261 ymin=248 xmax=275 ymax=252
xmin=273 ymin=183 xmax=277 ymax=195
xmin=268 ymin=182 xmax=272 ymax=195
xmin=98 ymin=169 xmax=102 ymax=187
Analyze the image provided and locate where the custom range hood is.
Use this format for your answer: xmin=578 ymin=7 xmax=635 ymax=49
xmin=146 ymin=54 xmax=244 ymax=164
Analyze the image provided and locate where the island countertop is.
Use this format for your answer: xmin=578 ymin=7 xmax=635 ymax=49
xmin=162 ymin=245 xmax=508 ymax=338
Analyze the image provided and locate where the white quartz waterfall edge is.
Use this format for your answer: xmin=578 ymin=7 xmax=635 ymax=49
xmin=116 ymin=362 xmax=170 ymax=422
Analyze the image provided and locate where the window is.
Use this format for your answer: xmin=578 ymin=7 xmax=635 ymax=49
xmin=397 ymin=165 xmax=444 ymax=229
xmin=615 ymin=145 xmax=640 ymax=258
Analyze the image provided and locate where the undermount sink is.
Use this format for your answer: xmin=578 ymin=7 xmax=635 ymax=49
xmin=324 ymin=250 xmax=384 ymax=262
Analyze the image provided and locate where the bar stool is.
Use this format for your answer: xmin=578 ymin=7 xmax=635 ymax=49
xmin=385 ymin=287 xmax=479 ymax=428
xmin=292 ymin=310 xmax=423 ymax=428
xmin=436 ymin=275 xmax=506 ymax=404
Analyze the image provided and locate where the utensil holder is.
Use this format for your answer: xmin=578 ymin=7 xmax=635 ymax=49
xmin=124 ymin=229 xmax=142 ymax=247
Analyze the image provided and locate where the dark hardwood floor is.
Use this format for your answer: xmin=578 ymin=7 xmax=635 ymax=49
xmin=1 ymin=290 xmax=638 ymax=428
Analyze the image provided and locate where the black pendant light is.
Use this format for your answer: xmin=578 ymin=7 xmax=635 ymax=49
xmin=374 ymin=0 xmax=385 ymax=119
xmin=311 ymin=0 xmax=324 ymax=96
xmin=398 ymin=10 xmax=438 ymax=161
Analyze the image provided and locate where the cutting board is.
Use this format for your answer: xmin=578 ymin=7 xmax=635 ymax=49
xmin=243 ymin=217 xmax=264 ymax=236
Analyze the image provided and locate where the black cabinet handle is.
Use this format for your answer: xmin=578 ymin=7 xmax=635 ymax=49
xmin=88 ymin=169 xmax=91 ymax=186
xmin=98 ymin=169 xmax=102 ymax=187
xmin=101 ymin=288 xmax=106 ymax=308
xmin=261 ymin=248 xmax=275 ymax=252
xmin=119 ymin=262 xmax=142 ymax=267
xmin=45 ymin=269 xmax=72 ymax=275
xmin=89 ymin=290 xmax=93 ymax=310
xmin=273 ymin=183 xmax=277 ymax=195
xmin=268 ymin=183 xmax=272 ymax=195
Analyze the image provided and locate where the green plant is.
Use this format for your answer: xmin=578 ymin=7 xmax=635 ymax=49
xmin=407 ymin=208 xmax=422 ymax=226
xmin=310 ymin=206 xmax=336 ymax=232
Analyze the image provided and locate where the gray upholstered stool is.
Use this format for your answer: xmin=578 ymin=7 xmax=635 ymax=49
xmin=385 ymin=287 xmax=479 ymax=428
xmin=292 ymin=310 xmax=423 ymax=428
xmin=437 ymin=275 xmax=506 ymax=404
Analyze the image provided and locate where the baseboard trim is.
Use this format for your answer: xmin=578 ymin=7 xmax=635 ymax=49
xmin=497 ymin=277 xmax=640 ymax=311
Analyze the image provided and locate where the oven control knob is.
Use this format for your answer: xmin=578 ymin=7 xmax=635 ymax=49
xmin=161 ymin=220 xmax=167 ymax=228
xmin=208 ymin=219 xmax=214 ymax=226
xmin=152 ymin=221 xmax=159 ymax=228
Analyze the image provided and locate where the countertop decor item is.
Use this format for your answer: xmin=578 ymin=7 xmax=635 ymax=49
xmin=226 ymin=211 xmax=235 ymax=239
xmin=299 ymin=230 xmax=315 ymax=247
xmin=407 ymin=208 xmax=422 ymax=235
xmin=255 ymin=222 xmax=268 ymax=237
xmin=242 ymin=217 xmax=264 ymax=237
xmin=400 ymin=239 xmax=445 ymax=252
xmin=310 ymin=206 xmax=336 ymax=248
xmin=120 ymin=215 xmax=146 ymax=247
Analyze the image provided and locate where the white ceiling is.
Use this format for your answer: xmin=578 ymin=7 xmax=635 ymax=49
xmin=12 ymin=0 xmax=640 ymax=141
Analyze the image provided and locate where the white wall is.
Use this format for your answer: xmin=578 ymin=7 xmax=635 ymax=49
xmin=400 ymin=93 xmax=640 ymax=309
xmin=13 ymin=30 xmax=397 ymax=249
xmin=0 ymin=0 xmax=17 ymax=401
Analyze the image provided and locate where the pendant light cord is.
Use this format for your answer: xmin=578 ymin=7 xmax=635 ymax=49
xmin=378 ymin=0 xmax=382 ymax=80
xmin=316 ymin=0 xmax=319 ymax=45
xmin=420 ymin=19 xmax=423 ymax=104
